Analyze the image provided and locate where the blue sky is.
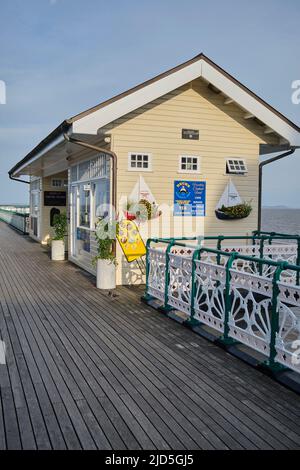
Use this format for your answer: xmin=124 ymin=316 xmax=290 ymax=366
xmin=0 ymin=0 xmax=299 ymax=206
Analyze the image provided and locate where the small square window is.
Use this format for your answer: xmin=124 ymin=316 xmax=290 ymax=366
xmin=52 ymin=179 xmax=62 ymax=188
xmin=128 ymin=153 xmax=152 ymax=171
xmin=179 ymin=156 xmax=200 ymax=173
xmin=226 ymin=159 xmax=248 ymax=175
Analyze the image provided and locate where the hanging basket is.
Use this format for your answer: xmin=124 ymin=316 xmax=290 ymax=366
xmin=215 ymin=209 xmax=249 ymax=221
xmin=215 ymin=202 xmax=252 ymax=221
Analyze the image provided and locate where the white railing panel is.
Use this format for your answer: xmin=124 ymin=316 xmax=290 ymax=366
xmin=193 ymin=261 xmax=226 ymax=332
xmin=168 ymin=253 xmax=192 ymax=315
xmin=228 ymin=269 xmax=273 ymax=356
xmin=276 ymin=282 xmax=300 ymax=373
xmin=147 ymin=247 xmax=166 ymax=302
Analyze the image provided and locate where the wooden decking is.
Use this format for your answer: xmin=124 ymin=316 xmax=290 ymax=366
xmin=0 ymin=222 xmax=300 ymax=450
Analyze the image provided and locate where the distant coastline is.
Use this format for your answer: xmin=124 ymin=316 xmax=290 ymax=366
xmin=263 ymin=206 xmax=300 ymax=210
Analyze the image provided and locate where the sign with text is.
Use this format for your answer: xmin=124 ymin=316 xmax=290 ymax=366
xmin=174 ymin=180 xmax=206 ymax=217
xmin=44 ymin=191 xmax=66 ymax=207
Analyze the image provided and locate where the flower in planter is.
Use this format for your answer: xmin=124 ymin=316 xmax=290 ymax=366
xmin=216 ymin=201 xmax=252 ymax=220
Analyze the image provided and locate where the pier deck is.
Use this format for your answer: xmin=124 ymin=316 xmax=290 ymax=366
xmin=0 ymin=221 xmax=300 ymax=450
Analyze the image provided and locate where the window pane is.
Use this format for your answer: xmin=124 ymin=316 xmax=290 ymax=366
xmin=94 ymin=180 xmax=110 ymax=223
xmin=79 ymin=185 xmax=90 ymax=228
xmin=193 ymin=164 xmax=198 ymax=170
xmin=182 ymin=164 xmax=186 ymax=170
xmin=71 ymin=166 xmax=78 ymax=182
xmin=131 ymin=161 xmax=136 ymax=168
xmin=137 ymin=155 xmax=142 ymax=161
xmin=78 ymin=161 xmax=90 ymax=181
xmin=182 ymin=157 xmax=186 ymax=163
xmin=143 ymin=155 xmax=148 ymax=161
xmin=137 ymin=162 xmax=142 ymax=168
xmin=143 ymin=162 xmax=148 ymax=168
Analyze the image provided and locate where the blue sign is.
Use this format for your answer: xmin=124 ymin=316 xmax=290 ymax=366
xmin=174 ymin=180 xmax=206 ymax=217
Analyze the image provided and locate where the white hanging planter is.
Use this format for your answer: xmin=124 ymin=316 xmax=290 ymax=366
xmin=51 ymin=239 xmax=65 ymax=261
xmin=96 ymin=259 xmax=116 ymax=290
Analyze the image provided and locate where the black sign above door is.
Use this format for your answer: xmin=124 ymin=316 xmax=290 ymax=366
xmin=44 ymin=191 xmax=66 ymax=207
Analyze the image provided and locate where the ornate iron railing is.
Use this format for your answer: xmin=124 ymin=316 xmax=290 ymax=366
xmin=144 ymin=237 xmax=300 ymax=375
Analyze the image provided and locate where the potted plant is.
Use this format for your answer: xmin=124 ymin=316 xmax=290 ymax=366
xmin=93 ymin=219 xmax=117 ymax=290
xmin=51 ymin=212 xmax=67 ymax=261
xmin=215 ymin=201 xmax=252 ymax=220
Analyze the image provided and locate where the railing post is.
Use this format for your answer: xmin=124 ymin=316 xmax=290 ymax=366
xmin=262 ymin=262 xmax=287 ymax=373
xmin=218 ymin=252 xmax=239 ymax=347
xmin=159 ymin=239 xmax=176 ymax=313
xmin=297 ymin=238 xmax=300 ymax=286
xmin=142 ymin=238 xmax=155 ymax=302
xmin=217 ymin=236 xmax=224 ymax=265
xmin=258 ymin=237 xmax=266 ymax=276
xmin=186 ymin=248 xmax=202 ymax=327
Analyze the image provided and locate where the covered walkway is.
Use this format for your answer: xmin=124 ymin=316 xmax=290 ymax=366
xmin=0 ymin=222 xmax=300 ymax=450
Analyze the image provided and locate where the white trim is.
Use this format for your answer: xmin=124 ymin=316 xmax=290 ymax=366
xmin=128 ymin=152 xmax=152 ymax=172
xmin=72 ymin=57 xmax=300 ymax=146
xmin=178 ymin=155 xmax=201 ymax=174
xmin=226 ymin=158 xmax=248 ymax=175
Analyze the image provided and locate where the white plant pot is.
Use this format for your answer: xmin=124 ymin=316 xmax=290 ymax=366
xmin=51 ymin=239 xmax=65 ymax=261
xmin=96 ymin=259 xmax=116 ymax=290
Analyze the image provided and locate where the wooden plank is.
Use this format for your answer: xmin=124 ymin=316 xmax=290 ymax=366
xmin=0 ymin=222 xmax=300 ymax=450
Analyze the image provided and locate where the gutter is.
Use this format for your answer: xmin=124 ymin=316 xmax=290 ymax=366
xmin=9 ymin=174 xmax=30 ymax=185
xmin=258 ymin=148 xmax=296 ymax=231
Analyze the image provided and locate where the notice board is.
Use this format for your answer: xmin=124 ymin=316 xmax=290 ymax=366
xmin=174 ymin=181 xmax=206 ymax=217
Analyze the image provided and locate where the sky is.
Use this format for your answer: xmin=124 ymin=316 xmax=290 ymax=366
xmin=0 ymin=0 xmax=299 ymax=207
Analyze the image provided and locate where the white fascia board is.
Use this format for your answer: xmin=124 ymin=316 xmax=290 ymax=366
xmin=72 ymin=61 xmax=204 ymax=134
xmin=72 ymin=58 xmax=300 ymax=146
xmin=202 ymin=61 xmax=300 ymax=146
xmin=13 ymin=130 xmax=70 ymax=177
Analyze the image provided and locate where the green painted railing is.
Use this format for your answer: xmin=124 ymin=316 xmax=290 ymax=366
xmin=0 ymin=208 xmax=29 ymax=234
xmin=144 ymin=237 xmax=300 ymax=374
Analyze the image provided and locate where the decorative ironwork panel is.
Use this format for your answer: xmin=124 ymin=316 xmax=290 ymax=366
xmin=147 ymin=248 xmax=166 ymax=301
xmin=276 ymin=282 xmax=300 ymax=372
xmin=193 ymin=261 xmax=226 ymax=332
xmin=228 ymin=269 xmax=272 ymax=356
xmin=168 ymin=254 xmax=193 ymax=314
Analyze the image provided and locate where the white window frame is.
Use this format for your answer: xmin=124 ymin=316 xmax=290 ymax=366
xmin=178 ymin=155 xmax=201 ymax=174
xmin=128 ymin=153 xmax=152 ymax=172
xmin=226 ymin=158 xmax=248 ymax=175
xmin=51 ymin=178 xmax=62 ymax=188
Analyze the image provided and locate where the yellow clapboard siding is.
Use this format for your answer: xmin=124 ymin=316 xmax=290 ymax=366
xmin=107 ymin=78 xmax=274 ymax=285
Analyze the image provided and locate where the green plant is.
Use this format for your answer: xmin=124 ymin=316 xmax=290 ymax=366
xmin=139 ymin=199 xmax=153 ymax=219
xmin=93 ymin=220 xmax=117 ymax=265
xmin=52 ymin=212 xmax=67 ymax=240
xmin=219 ymin=201 xmax=252 ymax=219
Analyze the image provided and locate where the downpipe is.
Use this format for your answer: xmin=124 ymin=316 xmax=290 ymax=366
xmin=258 ymin=148 xmax=296 ymax=231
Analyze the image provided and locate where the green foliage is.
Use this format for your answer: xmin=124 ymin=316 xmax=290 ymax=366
xmin=52 ymin=212 xmax=67 ymax=240
xmin=93 ymin=220 xmax=116 ymax=265
xmin=138 ymin=199 xmax=153 ymax=220
xmin=219 ymin=201 xmax=252 ymax=219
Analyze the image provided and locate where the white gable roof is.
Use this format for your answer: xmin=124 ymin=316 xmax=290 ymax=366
xmin=71 ymin=54 xmax=300 ymax=147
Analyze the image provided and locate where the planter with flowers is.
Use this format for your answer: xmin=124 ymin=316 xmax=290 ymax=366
xmin=215 ymin=201 xmax=252 ymax=220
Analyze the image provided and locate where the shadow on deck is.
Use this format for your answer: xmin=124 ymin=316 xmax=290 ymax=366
xmin=0 ymin=222 xmax=300 ymax=450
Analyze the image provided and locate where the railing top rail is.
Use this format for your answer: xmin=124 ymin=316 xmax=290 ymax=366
xmin=0 ymin=208 xmax=29 ymax=217
xmin=149 ymin=234 xmax=300 ymax=243
xmin=147 ymin=238 xmax=300 ymax=273
xmin=253 ymin=230 xmax=300 ymax=239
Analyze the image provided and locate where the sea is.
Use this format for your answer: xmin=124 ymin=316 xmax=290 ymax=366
xmin=262 ymin=208 xmax=300 ymax=236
